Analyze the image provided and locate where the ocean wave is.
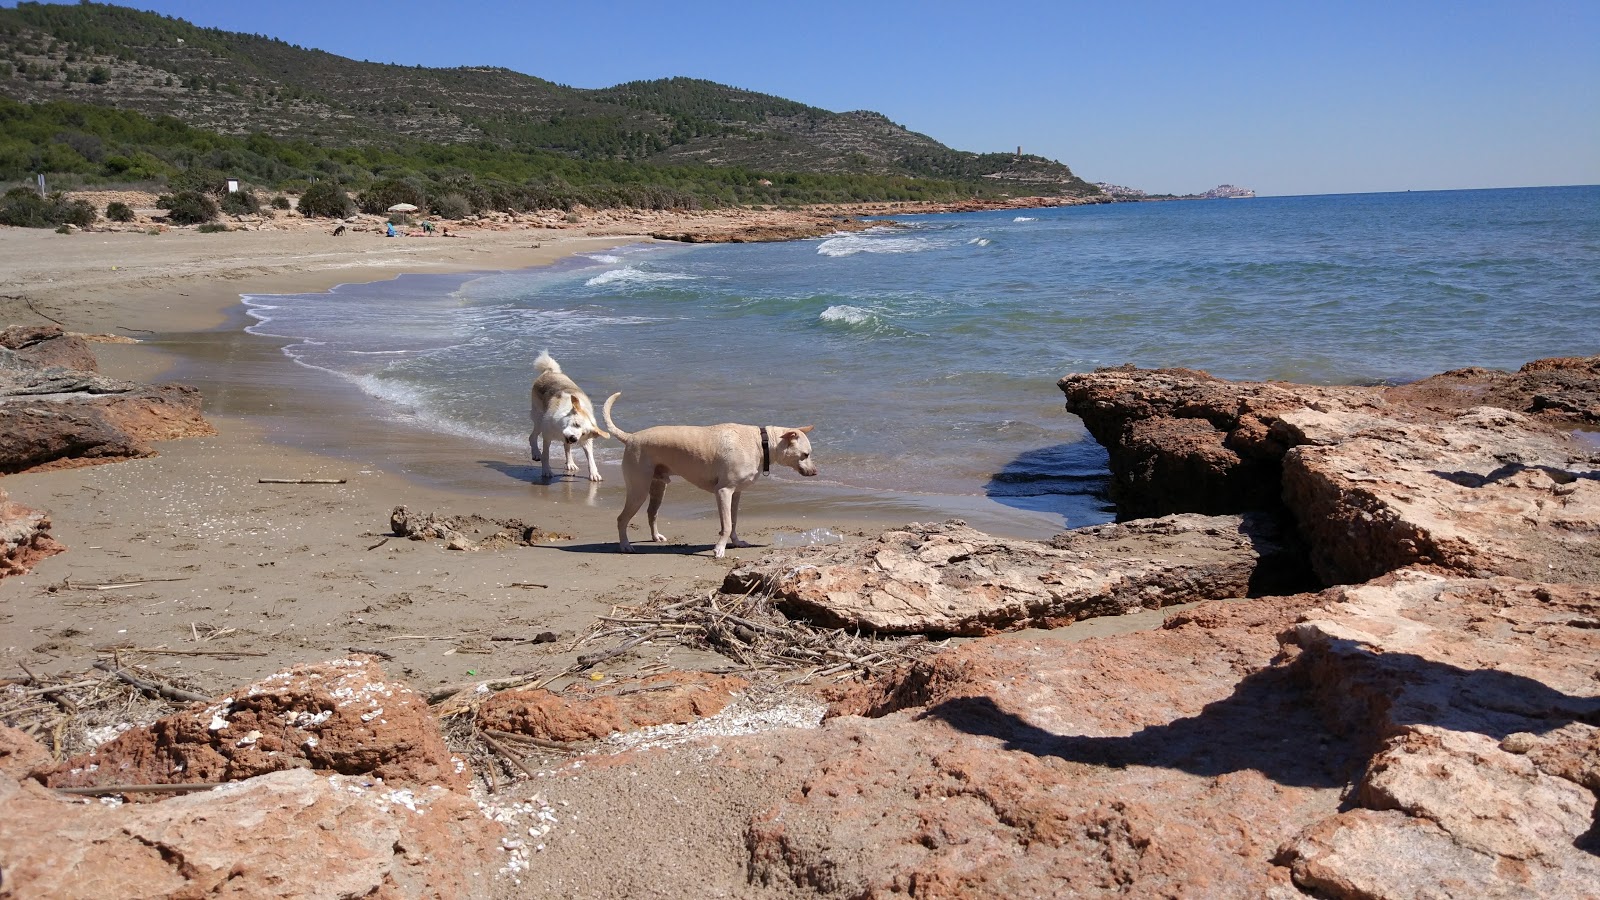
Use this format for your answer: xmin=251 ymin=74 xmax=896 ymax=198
xmin=967 ymin=237 xmax=991 ymax=247
xmin=584 ymin=267 xmax=698 ymax=288
xmin=819 ymin=305 xmax=877 ymax=327
xmin=1012 ymin=217 xmax=1037 ymax=222
xmin=816 ymin=234 xmax=938 ymax=257
xmin=584 ymin=253 xmax=623 ymax=264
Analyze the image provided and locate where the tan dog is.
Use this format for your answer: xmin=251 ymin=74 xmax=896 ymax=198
xmin=602 ymin=392 xmax=816 ymax=557
xmin=529 ymin=350 xmax=609 ymax=482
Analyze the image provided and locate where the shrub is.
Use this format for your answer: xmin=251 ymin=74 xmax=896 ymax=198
xmin=270 ymin=195 xmax=290 ymax=210
xmin=55 ymin=223 xmax=72 ymax=234
xmin=0 ymin=188 xmax=96 ymax=228
xmin=431 ymin=192 xmax=471 ymax=219
xmin=105 ymin=200 xmax=136 ymax=222
xmin=197 ymin=222 xmax=230 ymax=233
xmin=164 ymin=190 xmax=218 ymax=225
xmin=357 ymin=178 xmax=426 ymax=215
xmin=220 ymin=190 xmax=260 ymax=215
xmin=298 ymin=180 xmax=353 ymax=218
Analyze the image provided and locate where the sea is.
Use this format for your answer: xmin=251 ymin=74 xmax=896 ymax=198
xmin=237 ymin=185 xmax=1600 ymax=539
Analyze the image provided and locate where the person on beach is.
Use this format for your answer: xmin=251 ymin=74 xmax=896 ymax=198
xmin=385 ymin=221 xmax=397 ymax=237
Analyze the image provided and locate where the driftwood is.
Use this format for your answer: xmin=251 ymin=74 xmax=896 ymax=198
xmin=92 ymin=661 xmax=210 ymax=703
xmin=258 ymin=478 xmax=347 ymax=484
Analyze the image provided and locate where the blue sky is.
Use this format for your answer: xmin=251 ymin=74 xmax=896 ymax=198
xmin=7 ymin=0 xmax=1597 ymax=196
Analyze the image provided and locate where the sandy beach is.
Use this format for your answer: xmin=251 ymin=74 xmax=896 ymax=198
xmin=0 ymin=212 xmax=910 ymax=694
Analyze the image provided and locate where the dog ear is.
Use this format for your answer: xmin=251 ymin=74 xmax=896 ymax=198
xmin=781 ymin=430 xmax=805 ymax=443
xmin=593 ymin=428 xmax=611 ymax=439
xmin=796 ymin=425 xmax=814 ymax=434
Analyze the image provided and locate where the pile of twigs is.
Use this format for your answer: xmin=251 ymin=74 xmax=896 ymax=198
xmin=0 ymin=661 xmax=210 ymax=763
xmin=569 ymin=589 xmax=946 ymax=685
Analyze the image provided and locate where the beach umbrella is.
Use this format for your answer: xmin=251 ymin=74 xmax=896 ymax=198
xmin=387 ymin=203 xmax=419 ymax=213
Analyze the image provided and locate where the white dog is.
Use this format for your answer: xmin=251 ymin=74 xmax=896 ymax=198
xmin=529 ymin=350 xmax=609 ymax=482
xmin=602 ymin=392 xmax=816 ymax=557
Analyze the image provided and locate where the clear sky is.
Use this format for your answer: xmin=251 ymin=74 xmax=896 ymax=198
xmin=7 ymin=0 xmax=1597 ymax=196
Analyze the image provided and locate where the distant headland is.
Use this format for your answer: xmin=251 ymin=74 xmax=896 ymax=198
xmin=1096 ymin=183 xmax=1257 ymax=201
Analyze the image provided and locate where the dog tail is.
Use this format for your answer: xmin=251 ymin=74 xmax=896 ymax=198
xmin=602 ymin=392 xmax=632 ymax=443
xmin=534 ymin=349 xmax=561 ymax=376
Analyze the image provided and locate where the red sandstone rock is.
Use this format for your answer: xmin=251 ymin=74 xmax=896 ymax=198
xmin=0 ymin=486 xmax=65 ymax=578
xmin=41 ymin=656 xmax=469 ymax=793
xmin=0 ymin=324 xmax=99 ymax=371
xmin=477 ymin=672 xmax=748 ymax=742
xmin=0 ymin=723 xmax=52 ymax=779
xmin=0 ymin=768 xmax=500 ymax=900
xmin=0 ymin=356 xmax=215 ymax=474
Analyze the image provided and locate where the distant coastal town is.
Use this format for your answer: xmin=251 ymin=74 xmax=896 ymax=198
xmin=1096 ymin=183 xmax=1257 ymax=201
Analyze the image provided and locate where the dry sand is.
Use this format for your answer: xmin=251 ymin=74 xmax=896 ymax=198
xmin=0 ymin=215 xmax=910 ymax=697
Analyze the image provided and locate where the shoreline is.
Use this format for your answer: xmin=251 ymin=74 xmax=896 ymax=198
xmin=0 ymin=216 xmax=940 ymax=692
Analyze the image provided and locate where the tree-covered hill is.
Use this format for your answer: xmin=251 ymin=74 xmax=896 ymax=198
xmin=0 ymin=1 xmax=1102 ymax=206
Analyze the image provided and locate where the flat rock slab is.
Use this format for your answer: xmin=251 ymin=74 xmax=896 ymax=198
xmin=725 ymin=514 xmax=1299 ymax=635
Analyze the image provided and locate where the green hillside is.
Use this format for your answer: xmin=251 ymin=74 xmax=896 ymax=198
xmin=0 ymin=1 xmax=1103 ymax=208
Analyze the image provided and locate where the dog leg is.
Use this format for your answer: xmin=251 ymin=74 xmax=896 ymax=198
xmin=727 ymin=489 xmax=751 ymax=550
xmin=581 ymin=438 xmax=603 ymax=482
xmin=713 ymin=486 xmax=741 ymax=557
xmin=539 ymin=436 xmax=554 ymax=482
xmin=645 ymin=475 xmax=669 ymax=544
xmin=564 ymin=441 xmax=579 ymax=476
xmin=617 ymin=477 xmax=649 ymax=552
xmin=529 ymin=428 xmax=541 ymax=462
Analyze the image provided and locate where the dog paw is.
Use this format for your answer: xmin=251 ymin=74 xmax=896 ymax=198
xmin=618 ymin=543 xmax=635 ymax=554
xmin=588 ymin=473 xmax=604 ymax=483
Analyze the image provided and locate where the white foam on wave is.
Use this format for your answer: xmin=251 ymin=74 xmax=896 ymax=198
xmin=819 ymin=305 xmax=876 ymax=326
xmin=584 ymin=253 xmax=623 ymax=264
xmin=584 ymin=267 xmax=698 ymax=288
xmin=816 ymin=234 xmax=937 ymax=257
xmin=1013 ymin=216 xmax=1036 ymax=222
xmin=967 ymin=237 xmax=991 ymax=247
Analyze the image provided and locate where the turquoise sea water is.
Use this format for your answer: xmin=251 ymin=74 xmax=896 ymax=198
xmin=242 ymin=185 xmax=1600 ymax=532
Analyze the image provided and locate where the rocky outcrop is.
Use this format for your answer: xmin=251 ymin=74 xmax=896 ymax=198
xmin=651 ymin=215 xmax=875 ymax=243
xmin=0 ymin=324 xmax=98 ymax=371
xmin=0 ymin=327 xmax=214 ymax=475
xmin=0 ymin=486 xmax=64 ymax=576
xmin=1059 ymin=358 xmax=1600 ymax=585
xmin=724 ymin=514 xmax=1305 ymax=634
xmin=477 ymin=672 xmax=749 ymax=742
xmin=41 ymin=656 xmax=468 ymax=793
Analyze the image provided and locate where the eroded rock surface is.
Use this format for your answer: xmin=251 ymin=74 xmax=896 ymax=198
xmin=41 ymin=656 xmax=468 ymax=793
xmin=725 ymin=514 xmax=1302 ymax=634
xmin=1276 ymin=570 xmax=1600 ymax=896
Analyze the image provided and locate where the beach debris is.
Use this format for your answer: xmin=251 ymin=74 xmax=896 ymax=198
xmin=562 ymin=588 xmax=943 ymax=685
xmin=388 ymin=506 xmax=571 ymax=551
xmin=258 ymin=477 xmax=347 ymax=484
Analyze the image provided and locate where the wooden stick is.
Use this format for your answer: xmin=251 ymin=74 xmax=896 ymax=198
xmin=258 ymin=478 xmax=347 ymax=484
xmin=113 ymin=648 xmax=268 ymax=658
xmin=575 ymin=632 xmax=655 ymax=669
xmin=54 ymin=782 xmax=225 ymax=796
xmin=485 ymin=729 xmax=585 ymax=753
xmin=479 ymin=731 xmax=539 ymax=779
xmin=76 ymin=578 xmax=190 ymax=591
xmin=92 ymin=661 xmax=210 ymax=703
xmin=507 ymin=582 xmax=548 ymax=589
xmin=365 ymin=537 xmax=391 ymax=551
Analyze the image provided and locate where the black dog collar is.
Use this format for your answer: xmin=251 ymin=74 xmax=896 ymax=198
xmin=760 ymin=426 xmax=771 ymax=475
